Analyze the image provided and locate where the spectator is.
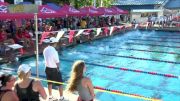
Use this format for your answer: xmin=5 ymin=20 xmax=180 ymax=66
xmin=66 ymin=60 xmax=95 ymax=101
xmin=0 ymin=74 xmax=19 ymax=101
xmin=80 ymin=18 xmax=87 ymax=29
xmin=14 ymin=28 xmax=32 ymax=47
xmin=132 ymin=19 xmax=136 ymax=24
xmin=15 ymin=64 xmax=47 ymax=101
xmin=0 ymin=28 xmax=15 ymax=45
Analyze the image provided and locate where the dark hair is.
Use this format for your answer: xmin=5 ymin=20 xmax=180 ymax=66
xmin=0 ymin=74 xmax=12 ymax=87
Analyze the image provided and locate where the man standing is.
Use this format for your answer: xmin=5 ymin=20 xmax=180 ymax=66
xmin=43 ymin=37 xmax=64 ymax=101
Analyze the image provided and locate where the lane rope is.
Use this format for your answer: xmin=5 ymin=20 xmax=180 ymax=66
xmin=145 ymin=36 xmax=180 ymax=39
xmin=79 ymin=50 xmax=180 ymax=64
xmin=81 ymin=43 xmax=180 ymax=55
xmin=129 ymin=38 xmax=180 ymax=44
xmin=0 ymin=68 xmax=161 ymax=101
xmin=75 ymin=47 xmax=180 ymax=64
xmin=102 ymin=41 xmax=180 ymax=48
xmin=152 ymin=34 xmax=180 ymax=37
xmin=60 ymin=58 xmax=180 ymax=79
xmin=126 ymin=42 xmax=180 ymax=49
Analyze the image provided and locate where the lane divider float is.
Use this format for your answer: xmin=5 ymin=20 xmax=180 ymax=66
xmin=146 ymin=36 xmax=180 ymax=39
xmin=61 ymin=58 xmax=180 ymax=79
xmin=76 ymin=50 xmax=180 ymax=64
xmin=81 ymin=43 xmax=180 ymax=55
xmin=129 ymin=38 xmax=180 ymax=44
xmin=126 ymin=42 xmax=180 ymax=49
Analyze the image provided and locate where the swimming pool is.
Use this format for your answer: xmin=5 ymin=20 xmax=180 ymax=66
xmin=1 ymin=30 xmax=180 ymax=101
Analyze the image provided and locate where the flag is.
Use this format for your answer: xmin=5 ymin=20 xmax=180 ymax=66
xmin=96 ymin=28 xmax=101 ymax=36
xmin=40 ymin=32 xmax=50 ymax=44
xmin=69 ymin=30 xmax=75 ymax=43
xmin=75 ymin=29 xmax=84 ymax=37
xmin=109 ymin=26 xmax=114 ymax=35
xmin=56 ymin=31 xmax=65 ymax=41
xmin=104 ymin=27 xmax=109 ymax=36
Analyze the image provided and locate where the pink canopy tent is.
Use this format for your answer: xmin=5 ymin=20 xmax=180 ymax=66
xmin=0 ymin=13 xmax=34 ymax=19
xmin=38 ymin=5 xmax=65 ymax=18
xmin=110 ymin=6 xmax=128 ymax=14
xmin=39 ymin=5 xmax=57 ymax=14
xmin=79 ymin=6 xmax=103 ymax=16
xmin=0 ymin=4 xmax=66 ymax=19
xmin=97 ymin=7 xmax=116 ymax=15
xmin=58 ymin=5 xmax=83 ymax=16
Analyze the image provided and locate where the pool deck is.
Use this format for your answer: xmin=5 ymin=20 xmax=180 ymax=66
xmin=41 ymin=87 xmax=99 ymax=101
xmin=41 ymin=87 xmax=77 ymax=101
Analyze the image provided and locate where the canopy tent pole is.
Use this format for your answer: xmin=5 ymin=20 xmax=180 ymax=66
xmin=34 ymin=13 xmax=39 ymax=78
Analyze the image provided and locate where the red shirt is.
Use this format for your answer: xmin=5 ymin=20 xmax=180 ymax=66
xmin=0 ymin=32 xmax=7 ymax=42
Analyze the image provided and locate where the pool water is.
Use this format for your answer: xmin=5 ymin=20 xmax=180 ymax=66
xmin=1 ymin=30 xmax=180 ymax=101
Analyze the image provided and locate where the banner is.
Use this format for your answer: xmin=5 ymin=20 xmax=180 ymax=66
xmin=109 ymin=26 xmax=114 ymax=35
xmin=14 ymin=0 xmax=23 ymax=4
xmin=96 ymin=28 xmax=101 ymax=36
xmin=104 ymin=27 xmax=109 ymax=36
xmin=69 ymin=30 xmax=75 ymax=43
xmin=83 ymin=29 xmax=91 ymax=35
xmin=40 ymin=32 xmax=50 ymax=44
xmin=75 ymin=29 xmax=84 ymax=37
xmin=56 ymin=31 xmax=65 ymax=41
xmin=35 ymin=0 xmax=42 ymax=5
xmin=8 ymin=4 xmax=38 ymax=13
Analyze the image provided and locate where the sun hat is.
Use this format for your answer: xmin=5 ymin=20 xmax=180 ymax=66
xmin=17 ymin=64 xmax=31 ymax=74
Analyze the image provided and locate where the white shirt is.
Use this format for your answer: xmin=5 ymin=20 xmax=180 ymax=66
xmin=43 ymin=45 xmax=59 ymax=68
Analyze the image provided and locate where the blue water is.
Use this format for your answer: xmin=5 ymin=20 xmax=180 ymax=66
xmin=1 ymin=30 xmax=180 ymax=101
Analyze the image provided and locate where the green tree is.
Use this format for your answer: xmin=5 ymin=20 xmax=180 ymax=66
xmin=48 ymin=0 xmax=115 ymax=8
xmin=5 ymin=0 xmax=115 ymax=8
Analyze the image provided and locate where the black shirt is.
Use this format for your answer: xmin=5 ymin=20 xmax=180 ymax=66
xmin=15 ymin=80 xmax=40 ymax=101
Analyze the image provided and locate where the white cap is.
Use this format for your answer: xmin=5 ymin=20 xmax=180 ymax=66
xmin=18 ymin=64 xmax=31 ymax=74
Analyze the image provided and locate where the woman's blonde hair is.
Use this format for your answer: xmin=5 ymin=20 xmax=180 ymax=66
xmin=66 ymin=60 xmax=85 ymax=92
xmin=18 ymin=71 xmax=28 ymax=80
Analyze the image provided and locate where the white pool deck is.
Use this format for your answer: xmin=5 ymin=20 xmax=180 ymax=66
xmin=40 ymin=87 xmax=99 ymax=101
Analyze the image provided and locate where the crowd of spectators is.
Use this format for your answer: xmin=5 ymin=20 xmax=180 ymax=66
xmin=0 ymin=16 xmax=121 ymax=47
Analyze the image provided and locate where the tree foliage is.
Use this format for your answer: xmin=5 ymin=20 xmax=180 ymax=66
xmin=5 ymin=0 xmax=115 ymax=8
